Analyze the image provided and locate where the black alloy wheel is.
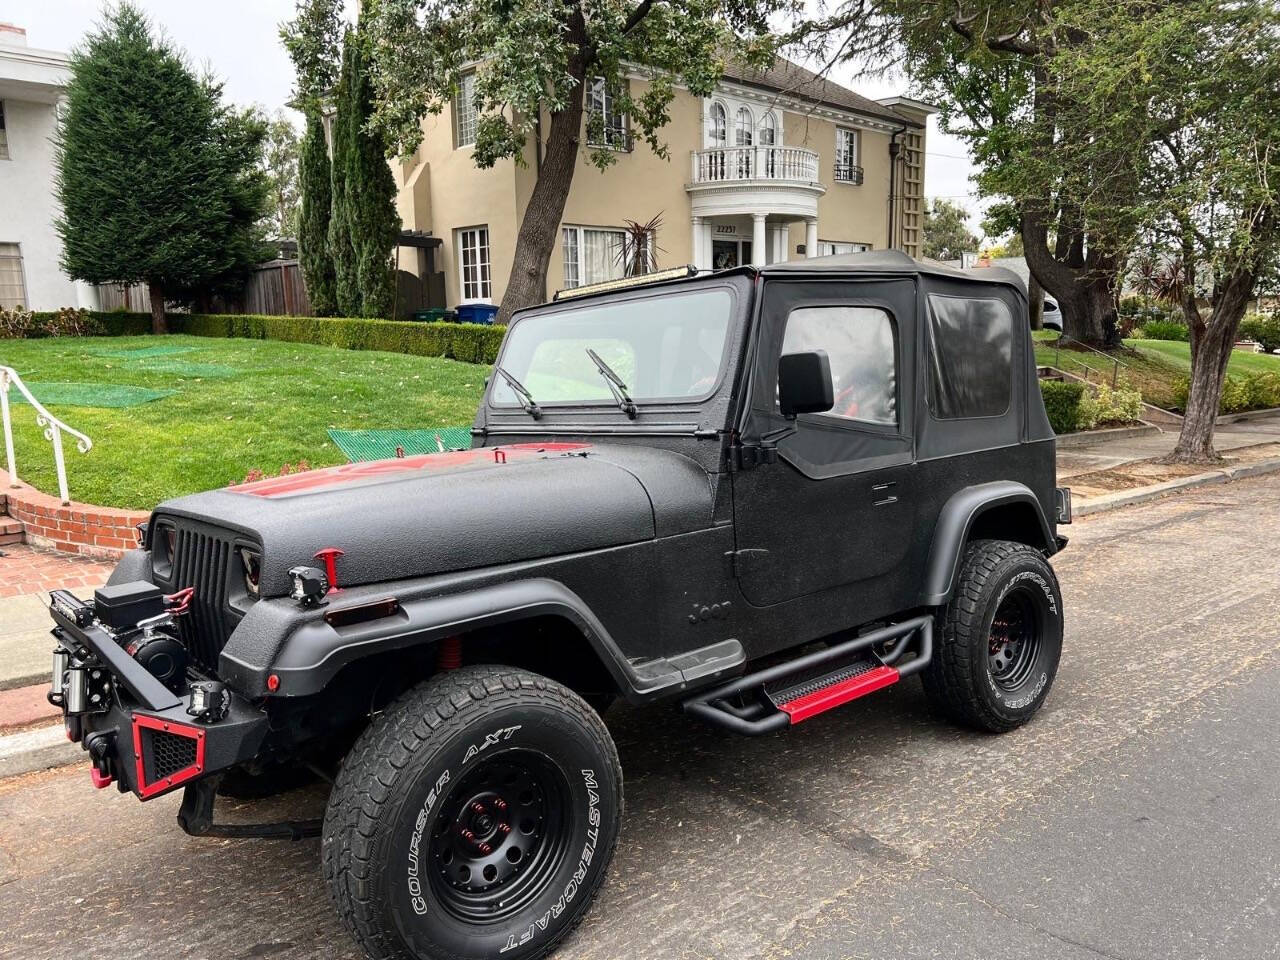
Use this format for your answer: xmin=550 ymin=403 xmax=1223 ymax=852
xmin=429 ymin=751 xmax=572 ymax=923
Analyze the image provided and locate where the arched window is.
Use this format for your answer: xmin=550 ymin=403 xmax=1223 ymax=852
xmin=758 ymin=112 xmax=776 ymax=146
xmin=735 ymin=107 xmax=754 ymax=146
xmin=708 ymin=102 xmax=727 ymax=144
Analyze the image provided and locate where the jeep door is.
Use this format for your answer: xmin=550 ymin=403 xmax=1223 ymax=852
xmin=730 ymin=278 xmax=918 ymax=607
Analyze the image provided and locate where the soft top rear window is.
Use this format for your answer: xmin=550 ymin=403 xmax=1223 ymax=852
xmin=927 ymin=294 xmax=1013 ymax=419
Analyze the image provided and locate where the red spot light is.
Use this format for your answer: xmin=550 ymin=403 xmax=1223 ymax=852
xmin=267 ymin=674 xmax=281 ymax=692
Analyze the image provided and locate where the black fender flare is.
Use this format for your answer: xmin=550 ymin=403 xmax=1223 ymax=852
xmin=920 ymin=481 xmax=1056 ymax=607
xmin=219 ymin=578 xmax=643 ymax=699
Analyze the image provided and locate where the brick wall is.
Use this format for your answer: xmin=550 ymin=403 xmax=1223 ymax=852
xmin=0 ymin=470 xmax=147 ymax=559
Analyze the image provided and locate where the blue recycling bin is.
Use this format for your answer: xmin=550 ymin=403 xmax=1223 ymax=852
xmin=455 ymin=303 xmax=499 ymax=325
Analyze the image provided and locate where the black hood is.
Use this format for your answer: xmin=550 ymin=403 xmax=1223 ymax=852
xmin=151 ymin=442 xmax=714 ymax=596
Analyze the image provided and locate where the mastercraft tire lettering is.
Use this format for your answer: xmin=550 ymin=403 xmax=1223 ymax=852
xmin=323 ymin=666 xmax=622 ymax=960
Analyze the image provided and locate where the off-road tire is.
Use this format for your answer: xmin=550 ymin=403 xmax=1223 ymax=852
xmin=923 ymin=539 xmax=1063 ymax=733
xmin=322 ymin=665 xmax=623 ymax=960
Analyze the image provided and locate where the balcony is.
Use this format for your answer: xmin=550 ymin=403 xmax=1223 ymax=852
xmin=834 ymin=163 xmax=865 ymax=185
xmin=690 ymin=145 xmax=820 ymax=185
xmin=686 ymin=145 xmax=825 ymax=222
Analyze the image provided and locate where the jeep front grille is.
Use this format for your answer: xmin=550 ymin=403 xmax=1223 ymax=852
xmin=171 ymin=527 xmax=233 ymax=673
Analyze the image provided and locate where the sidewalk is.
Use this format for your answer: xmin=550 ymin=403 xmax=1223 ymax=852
xmin=0 ymin=544 xmax=113 ymax=692
xmin=1059 ymin=416 xmax=1280 ymax=505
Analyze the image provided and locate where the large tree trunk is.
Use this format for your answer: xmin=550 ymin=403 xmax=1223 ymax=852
xmin=1019 ymin=208 xmax=1120 ymax=347
xmin=1163 ymin=269 xmax=1256 ymax=464
xmin=496 ymin=31 xmax=589 ymax=324
xmin=147 ymin=281 xmax=168 ymax=335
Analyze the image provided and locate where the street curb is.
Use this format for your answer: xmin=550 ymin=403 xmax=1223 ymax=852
xmin=1056 ymin=423 xmax=1161 ymax=449
xmin=1075 ymin=456 xmax=1280 ymax=516
xmin=0 ymin=673 xmax=48 ymax=694
xmin=0 ymin=723 xmax=78 ymax=779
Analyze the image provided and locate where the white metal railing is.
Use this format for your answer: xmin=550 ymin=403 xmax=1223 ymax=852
xmin=0 ymin=365 xmax=93 ymax=505
xmin=690 ymin=145 xmax=820 ymax=185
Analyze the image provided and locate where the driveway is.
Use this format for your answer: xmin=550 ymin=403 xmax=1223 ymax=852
xmin=1 ymin=474 xmax=1277 ymax=960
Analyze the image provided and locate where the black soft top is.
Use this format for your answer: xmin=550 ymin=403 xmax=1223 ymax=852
xmin=760 ymin=249 xmax=1027 ymax=295
xmin=539 ymin=251 xmax=1027 ymax=310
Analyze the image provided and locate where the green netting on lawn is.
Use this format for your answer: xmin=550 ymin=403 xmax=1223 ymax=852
xmin=136 ymin=359 xmax=239 ymax=378
xmin=328 ymin=427 xmax=474 ymax=462
xmin=93 ymin=345 xmax=195 ymax=359
xmin=9 ymin=382 xmax=175 ymax=408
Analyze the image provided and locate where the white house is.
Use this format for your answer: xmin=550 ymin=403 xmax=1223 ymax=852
xmin=0 ymin=23 xmax=96 ymax=312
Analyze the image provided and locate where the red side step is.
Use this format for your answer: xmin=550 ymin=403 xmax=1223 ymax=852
xmin=777 ymin=665 xmax=900 ymax=724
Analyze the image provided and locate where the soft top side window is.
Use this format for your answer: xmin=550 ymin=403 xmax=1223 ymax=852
xmin=927 ymin=294 xmax=1013 ymax=419
xmin=781 ymin=305 xmax=897 ymax=426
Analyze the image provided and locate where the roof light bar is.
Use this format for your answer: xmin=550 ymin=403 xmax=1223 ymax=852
xmin=552 ymin=265 xmax=698 ymax=301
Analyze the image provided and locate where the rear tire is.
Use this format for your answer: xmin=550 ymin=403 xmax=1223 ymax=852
xmin=323 ymin=665 xmax=622 ymax=960
xmin=923 ymin=539 xmax=1063 ymax=733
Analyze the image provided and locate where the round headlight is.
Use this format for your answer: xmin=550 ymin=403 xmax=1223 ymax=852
xmin=241 ymin=548 xmax=261 ymax=596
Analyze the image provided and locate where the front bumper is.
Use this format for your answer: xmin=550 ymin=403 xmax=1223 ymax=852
xmin=49 ymin=592 xmax=268 ymax=800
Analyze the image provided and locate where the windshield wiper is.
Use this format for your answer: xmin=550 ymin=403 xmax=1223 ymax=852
xmin=586 ymin=348 xmax=638 ymax=419
xmin=494 ymin=366 xmax=542 ymax=419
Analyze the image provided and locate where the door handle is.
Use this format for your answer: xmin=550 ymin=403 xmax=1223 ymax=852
xmin=873 ymin=495 xmax=899 ymax=507
xmin=872 ymin=481 xmax=897 ymax=506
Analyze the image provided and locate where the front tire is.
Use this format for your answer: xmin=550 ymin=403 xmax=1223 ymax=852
xmin=323 ymin=665 xmax=622 ymax=960
xmin=923 ymin=539 xmax=1064 ymax=732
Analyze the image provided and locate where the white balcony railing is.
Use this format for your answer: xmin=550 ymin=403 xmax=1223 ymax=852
xmin=1 ymin=365 xmax=93 ymax=505
xmin=690 ymin=145 xmax=820 ymax=185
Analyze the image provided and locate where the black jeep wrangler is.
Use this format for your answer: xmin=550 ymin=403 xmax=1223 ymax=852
xmin=48 ymin=252 xmax=1071 ymax=960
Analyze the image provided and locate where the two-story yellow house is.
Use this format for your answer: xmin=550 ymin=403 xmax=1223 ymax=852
xmin=392 ymin=58 xmax=934 ymax=308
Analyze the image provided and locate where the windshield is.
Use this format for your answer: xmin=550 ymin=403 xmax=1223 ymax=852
xmin=491 ymin=287 xmax=734 ymax=408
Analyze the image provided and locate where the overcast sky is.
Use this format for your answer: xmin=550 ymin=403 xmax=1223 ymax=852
xmin=3 ymin=0 xmax=990 ymax=234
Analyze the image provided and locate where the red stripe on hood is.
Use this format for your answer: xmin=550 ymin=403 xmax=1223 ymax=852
xmin=233 ymin=443 xmax=590 ymax=498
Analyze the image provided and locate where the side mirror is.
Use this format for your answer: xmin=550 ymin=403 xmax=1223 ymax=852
xmin=778 ymin=350 xmax=834 ymax=418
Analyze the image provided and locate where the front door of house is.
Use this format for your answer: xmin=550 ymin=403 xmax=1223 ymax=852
xmin=713 ymin=239 xmax=752 ymax=270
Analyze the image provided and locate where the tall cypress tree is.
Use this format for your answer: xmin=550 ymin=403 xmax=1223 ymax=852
xmin=348 ymin=29 xmax=400 ymax=319
xmin=328 ymin=32 xmax=361 ymax=316
xmin=298 ymin=114 xmax=337 ymax=315
xmin=56 ymin=3 xmax=268 ymax=332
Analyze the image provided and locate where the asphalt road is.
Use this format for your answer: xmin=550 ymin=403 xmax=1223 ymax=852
xmin=2 ymin=475 xmax=1278 ymax=960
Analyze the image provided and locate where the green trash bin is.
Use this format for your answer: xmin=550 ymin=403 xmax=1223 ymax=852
xmin=412 ymin=308 xmax=457 ymax=322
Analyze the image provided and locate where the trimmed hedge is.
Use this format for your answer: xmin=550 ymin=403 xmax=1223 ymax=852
xmin=1040 ymin=380 xmax=1087 ymax=433
xmin=8 ymin=308 xmax=504 ymax=365
xmin=4 ymin=308 xmax=153 ymax=338
xmin=169 ymin=313 xmax=505 ymax=364
xmin=1040 ymin=379 xmax=1144 ymax=433
xmin=1239 ymin=313 xmax=1280 ymax=353
xmin=1173 ymin=370 xmax=1280 ymax=414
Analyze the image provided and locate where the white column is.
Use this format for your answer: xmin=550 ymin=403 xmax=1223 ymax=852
xmin=703 ymin=220 xmax=714 ymax=271
xmin=805 ymin=218 xmax=819 ymax=259
xmin=751 ymin=214 xmax=767 ymax=268
xmin=772 ymin=225 xmax=787 ymax=264
xmin=691 ymin=216 xmax=704 ymax=271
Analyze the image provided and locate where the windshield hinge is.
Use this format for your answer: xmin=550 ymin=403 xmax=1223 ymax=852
xmin=728 ymin=443 xmax=779 ymax=472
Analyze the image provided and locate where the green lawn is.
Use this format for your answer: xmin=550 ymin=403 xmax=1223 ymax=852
xmin=1128 ymin=338 xmax=1280 ymax=376
xmin=1033 ymin=332 xmax=1280 ymax=410
xmin=1 ymin=335 xmax=487 ymax=509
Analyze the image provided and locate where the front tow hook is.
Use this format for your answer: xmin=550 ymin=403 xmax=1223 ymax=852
xmin=85 ymin=731 xmax=115 ymax=789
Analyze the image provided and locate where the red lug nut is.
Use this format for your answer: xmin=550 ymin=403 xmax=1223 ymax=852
xmin=460 ymin=828 xmax=476 ymax=841
xmin=471 ymin=802 xmax=486 ymax=814
xmin=497 ymin=823 xmax=512 ymax=834
xmin=493 ymin=798 xmax=508 ymax=811
xmin=478 ymin=842 xmax=492 ymax=855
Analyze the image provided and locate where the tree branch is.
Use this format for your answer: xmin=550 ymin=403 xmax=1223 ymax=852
xmin=622 ymin=0 xmax=654 ymax=36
